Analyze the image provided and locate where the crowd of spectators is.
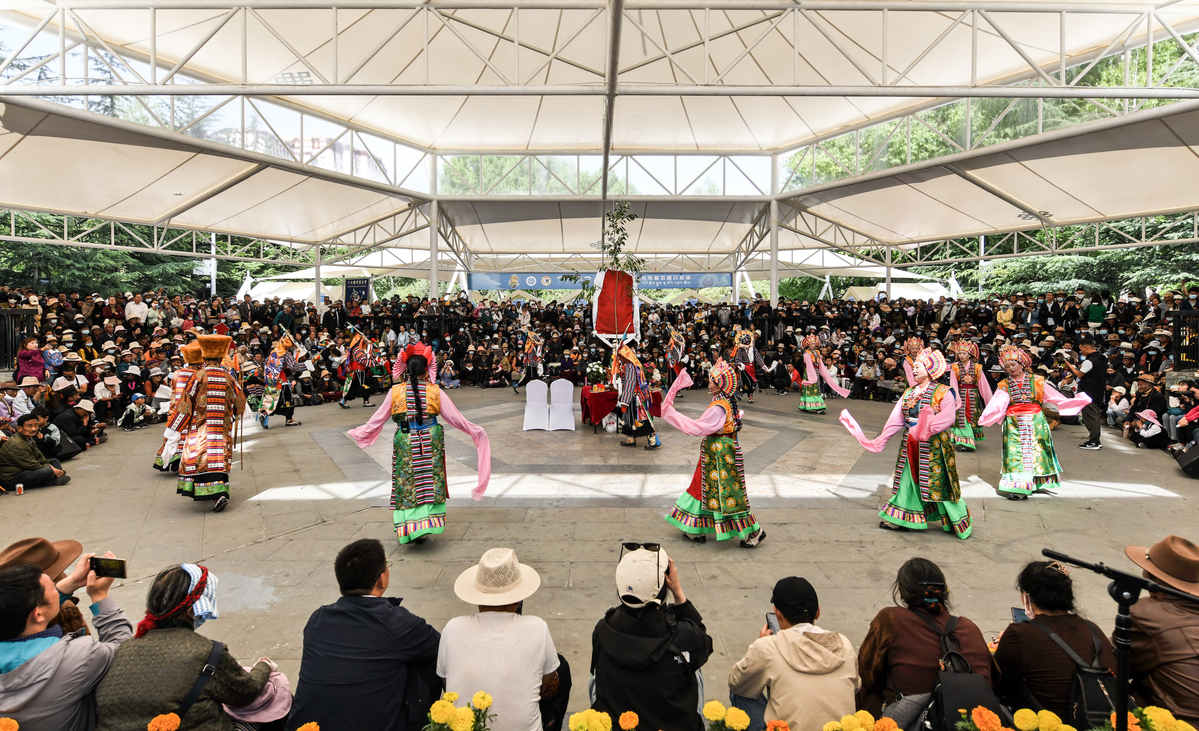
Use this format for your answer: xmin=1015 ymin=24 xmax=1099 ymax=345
xmin=0 ymin=534 xmax=1196 ymax=731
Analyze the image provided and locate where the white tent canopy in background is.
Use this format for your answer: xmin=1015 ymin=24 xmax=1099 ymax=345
xmin=843 ymin=283 xmax=951 ymax=302
xmin=248 ymin=280 xmax=342 ymax=303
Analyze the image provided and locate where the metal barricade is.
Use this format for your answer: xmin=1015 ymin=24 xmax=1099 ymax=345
xmin=1171 ymin=309 xmax=1199 ymax=374
xmin=0 ymin=308 xmax=37 ymax=372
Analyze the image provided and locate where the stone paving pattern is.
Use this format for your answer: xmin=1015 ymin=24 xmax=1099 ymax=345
xmin=2 ymin=385 xmax=1195 ymax=712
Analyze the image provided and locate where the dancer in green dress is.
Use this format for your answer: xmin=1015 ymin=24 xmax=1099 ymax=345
xmin=797 ymin=335 xmax=849 ymax=414
xmin=947 ymin=341 xmax=992 ymax=452
xmin=840 ymin=348 xmax=973 ymax=539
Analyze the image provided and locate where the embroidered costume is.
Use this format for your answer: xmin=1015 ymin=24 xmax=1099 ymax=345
xmin=339 ymin=329 xmax=380 ymax=407
xmin=258 ymin=332 xmax=301 ymax=428
xmin=947 ymin=342 xmax=993 ymax=451
xmin=978 ymin=347 xmax=1090 ymax=498
xmin=614 ymin=343 xmax=659 ymax=447
xmin=154 ymin=343 xmax=202 ymax=471
xmin=729 ymin=326 xmax=767 ymax=403
xmin=841 ymin=348 xmax=972 ymax=539
xmin=662 ymin=359 xmax=763 ymax=546
xmin=348 ymin=344 xmax=491 ymax=545
xmin=797 ymin=335 xmax=850 ymax=413
xmin=169 ymin=335 xmax=246 ymax=511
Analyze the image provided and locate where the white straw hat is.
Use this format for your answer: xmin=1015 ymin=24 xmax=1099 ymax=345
xmin=454 ymin=548 xmax=540 ymax=606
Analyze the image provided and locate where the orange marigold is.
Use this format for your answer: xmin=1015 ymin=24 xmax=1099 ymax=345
xmin=1111 ymin=714 xmax=1140 ymax=731
xmin=766 ymin=722 xmax=792 ymax=731
xmin=296 ymin=724 xmax=321 ymax=731
xmin=875 ymin=719 xmax=899 ymax=731
xmin=620 ymin=712 xmax=639 ymax=731
xmin=147 ymin=714 xmax=180 ymax=731
xmin=972 ymin=707 xmax=1003 ymax=731
xmin=0 ymin=719 xmax=18 ymax=731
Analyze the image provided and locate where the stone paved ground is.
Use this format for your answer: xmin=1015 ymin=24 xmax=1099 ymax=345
xmin=2 ymin=384 xmax=1195 ymax=712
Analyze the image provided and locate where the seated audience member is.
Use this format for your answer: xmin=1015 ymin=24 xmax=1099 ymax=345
xmin=116 ymin=394 xmax=153 ymax=431
xmin=1129 ymin=410 xmax=1170 ymax=450
xmin=1107 ymin=386 xmax=1130 ymax=426
xmin=728 ymin=577 xmax=859 ymax=731
xmin=95 ymin=564 xmax=278 ymax=730
xmin=993 ymin=561 xmax=1115 ymax=716
xmin=53 ymin=400 xmax=103 ymax=451
xmin=0 ymin=544 xmax=132 ymax=731
xmin=592 ymin=546 xmax=712 ymax=731
xmin=287 ymin=539 xmax=440 ymax=731
xmin=856 ymin=558 xmax=996 ymax=720
xmin=1123 ymin=535 xmax=1199 ymax=724
xmin=13 ymin=378 xmax=45 ymax=418
xmin=439 ymin=548 xmax=568 ymax=731
xmin=0 ymin=415 xmax=70 ymax=489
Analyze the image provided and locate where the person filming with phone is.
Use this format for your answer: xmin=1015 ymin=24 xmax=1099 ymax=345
xmin=0 ymin=546 xmax=133 ymax=731
xmin=727 ymin=577 xmax=859 ymax=731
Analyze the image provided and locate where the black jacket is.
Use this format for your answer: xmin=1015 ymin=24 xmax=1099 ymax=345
xmin=286 ymin=595 xmax=441 ymax=731
xmin=591 ymin=601 xmax=712 ymax=731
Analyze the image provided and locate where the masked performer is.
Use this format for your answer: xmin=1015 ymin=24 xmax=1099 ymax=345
xmin=978 ymin=346 xmax=1091 ymax=500
xmin=348 ymin=344 xmax=491 ymax=545
xmin=664 ymin=324 xmax=689 ymax=394
xmin=729 ymin=326 xmax=766 ymax=404
xmin=153 ymin=343 xmax=202 ymax=472
xmin=661 ymin=360 xmax=765 ymax=547
xmin=339 ymin=329 xmax=377 ymax=409
xmin=257 ymin=332 xmax=303 ymax=429
xmin=797 ymin=335 xmax=850 ymax=414
xmin=614 ymin=342 xmax=660 ymax=450
xmin=170 ymin=334 xmax=246 ymax=513
xmin=840 ymin=348 xmax=972 ymax=539
xmin=947 ymin=341 xmax=993 ymax=452
xmin=513 ymin=329 xmax=544 ymax=394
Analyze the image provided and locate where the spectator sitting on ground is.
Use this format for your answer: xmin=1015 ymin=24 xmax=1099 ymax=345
xmin=116 ymin=394 xmax=153 ymax=432
xmin=0 ymin=415 xmax=70 ymax=489
xmin=728 ymin=576 xmax=859 ymax=731
xmin=13 ymin=378 xmax=46 ymax=418
xmin=95 ymin=564 xmax=279 ymax=731
xmin=591 ymin=545 xmax=712 ymax=731
xmin=855 ymin=557 xmax=996 ymax=719
xmin=53 ymin=400 xmax=103 ymax=452
xmin=993 ymin=560 xmax=1116 ymax=717
xmin=1107 ymin=386 xmax=1130 ymax=426
xmin=0 ymin=544 xmax=132 ymax=731
xmin=287 ymin=539 xmax=441 ymax=731
xmin=439 ymin=548 xmax=568 ymax=731
xmin=1123 ymin=535 xmax=1199 ymax=724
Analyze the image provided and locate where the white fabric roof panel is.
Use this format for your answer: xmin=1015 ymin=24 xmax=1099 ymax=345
xmin=11 ymin=2 xmax=1190 ymax=152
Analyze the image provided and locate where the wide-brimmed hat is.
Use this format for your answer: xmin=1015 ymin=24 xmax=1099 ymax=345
xmin=0 ymin=537 xmax=83 ymax=581
xmin=77 ymin=399 xmax=95 ymax=413
xmin=454 ymin=548 xmax=540 ymax=606
xmin=18 ymin=377 xmax=40 ymax=388
xmin=1126 ymin=535 xmax=1199 ymax=595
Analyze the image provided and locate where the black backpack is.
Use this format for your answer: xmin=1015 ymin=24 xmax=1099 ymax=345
xmin=912 ymin=612 xmax=1013 ymax=731
xmin=1026 ymin=620 xmax=1117 ymax=728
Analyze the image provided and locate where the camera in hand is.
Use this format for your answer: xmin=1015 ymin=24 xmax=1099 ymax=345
xmin=89 ymin=556 xmax=127 ymax=579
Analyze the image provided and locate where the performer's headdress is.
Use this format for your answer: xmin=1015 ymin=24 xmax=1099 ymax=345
xmin=180 ymin=343 xmax=203 ymax=365
xmin=915 ymin=348 xmax=947 ymax=380
xmin=709 ymin=358 xmax=737 ymax=398
xmin=904 ymin=336 xmax=923 ymax=352
xmin=1000 ymin=345 xmax=1032 ymax=370
xmin=734 ymin=326 xmax=754 ymax=348
xmin=403 ymin=342 xmax=436 ymax=381
xmin=801 ymin=334 xmax=820 ymax=351
xmin=274 ymin=331 xmax=295 ymax=355
xmin=951 ymin=341 xmax=979 ymax=360
xmin=197 ymin=334 xmax=232 ymax=360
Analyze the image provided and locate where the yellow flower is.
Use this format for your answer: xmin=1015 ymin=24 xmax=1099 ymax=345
xmin=442 ymin=692 xmax=459 ymax=704
xmin=1014 ymin=709 xmax=1040 ymax=731
xmin=1059 ymin=725 xmax=1077 ymax=731
xmin=450 ymin=706 xmax=475 ymax=731
xmin=1174 ymin=722 xmax=1196 ymax=731
xmin=472 ymin=691 xmax=492 ymax=711
xmin=620 ymin=712 xmax=640 ymax=731
xmin=1145 ymin=708 xmax=1177 ymax=731
xmin=429 ymin=700 xmax=455 ymax=725
xmin=570 ymin=712 xmax=590 ymax=731
xmin=148 ymin=715 xmax=180 ymax=731
xmin=1037 ymin=709 xmax=1062 ymax=731
xmin=841 ymin=716 xmax=862 ymax=731
xmin=855 ymin=711 xmax=876 ymax=731
xmin=704 ymin=701 xmax=727 ymax=723
xmin=822 ymin=723 xmax=843 ymax=731
xmin=726 ymin=708 xmax=752 ymax=731
xmin=591 ymin=711 xmax=613 ymax=731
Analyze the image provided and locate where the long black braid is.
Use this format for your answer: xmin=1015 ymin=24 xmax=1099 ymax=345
xmin=727 ymin=391 xmax=743 ymax=433
xmin=407 ymin=355 xmax=428 ymax=426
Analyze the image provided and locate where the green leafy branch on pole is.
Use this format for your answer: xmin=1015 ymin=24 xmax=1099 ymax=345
xmin=561 ymin=202 xmax=645 ymax=301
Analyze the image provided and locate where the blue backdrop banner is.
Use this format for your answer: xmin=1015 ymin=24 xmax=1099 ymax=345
xmin=345 ymin=277 xmax=370 ymax=301
xmin=466 ymin=272 xmax=732 ymax=290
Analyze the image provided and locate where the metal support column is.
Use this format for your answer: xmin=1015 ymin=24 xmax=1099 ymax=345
xmin=732 ymin=267 xmax=740 ymax=303
xmin=769 ymin=198 xmax=779 ymax=306
xmin=209 ymin=233 xmax=217 ymax=297
xmin=884 ymin=246 xmax=892 ymax=299
xmin=429 ymin=199 xmax=439 ymax=299
xmin=314 ymin=247 xmax=322 ymax=307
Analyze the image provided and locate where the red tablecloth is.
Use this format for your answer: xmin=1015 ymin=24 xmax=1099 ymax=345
xmin=581 ymin=387 xmax=661 ymax=425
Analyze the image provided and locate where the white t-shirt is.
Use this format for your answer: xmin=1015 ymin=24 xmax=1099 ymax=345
xmin=437 ymin=613 xmax=559 ymax=731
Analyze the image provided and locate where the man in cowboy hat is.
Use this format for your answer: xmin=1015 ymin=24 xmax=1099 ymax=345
xmin=13 ymin=377 xmax=45 ymax=419
xmin=439 ymin=548 xmax=567 ymax=731
xmin=0 ymin=415 xmax=70 ymax=490
xmin=1124 ymin=535 xmax=1199 ymax=722
xmin=0 ymin=541 xmax=132 ymax=731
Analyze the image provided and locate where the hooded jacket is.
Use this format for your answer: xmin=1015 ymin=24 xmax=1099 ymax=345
xmin=728 ymin=624 xmax=860 ymax=731
xmin=591 ymin=601 xmax=712 ymax=731
xmin=0 ymin=597 xmax=133 ymax=731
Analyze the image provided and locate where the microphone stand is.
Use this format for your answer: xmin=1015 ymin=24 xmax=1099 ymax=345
xmin=1041 ymin=548 xmax=1199 ymax=731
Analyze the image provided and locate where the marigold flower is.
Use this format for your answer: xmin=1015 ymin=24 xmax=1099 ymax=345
xmin=148 ymin=714 xmax=180 ymax=731
xmin=875 ymin=719 xmax=899 ymax=731
xmin=1038 ymin=709 xmax=1062 ymax=731
xmin=1013 ymin=709 xmax=1039 ymax=731
xmin=822 ymin=723 xmax=843 ymax=731
xmin=570 ymin=712 xmax=590 ymax=731
xmin=472 ymin=692 xmax=493 ymax=711
xmin=972 ymin=706 xmax=1002 ymax=731
xmin=1174 ymin=722 xmax=1196 ymax=731
xmin=591 ymin=710 xmax=613 ymax=731
xmin=294 ymin=724 xmax=319 ymax=731
xmin=855 ymin=711 xmax=876 ymax=731
xmin=0 ymin=721 xmax=15 ymax=731
xmin=766 ymin=721 xmax=792 ymax=731
xmin=450 ymin=706 xmax=475 ymax=731
xmin=443 ymin=692 xmax=459 ymax=704
xmin=1112 ymin=714 xmax=1141 ymax=731
xmin=840 ymin=715 xmax=862 ymax=731
xmin=620 ymin=712 xmax=640 ymax=731
xmin=703 ymin=701 xmax=727 ymax=723
xmin=429 ymin=700 xmax=455 ymax=725
xmin=726 ymin=708 xmax=751 ymax=731
xmin=1144 ymin=708 xmax=1177 ymax=731
xmin=1059 ymin=725 xmax=1077 ymax=731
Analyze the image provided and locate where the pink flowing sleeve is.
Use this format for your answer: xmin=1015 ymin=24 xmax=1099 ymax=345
xmin=347 ymin=388 xmax=394 ymax=448
xmin=903 ymin=359 xmax=915 ymax=386
xmin=978 ymin=388 xmax=1010 ymax=427
xmin=977 ymin=365 xmax=994 ymax=403
xmin=818 ymin=359 xmax=850 ymax=397
xmin=662 ymin=403 xmax=727 ymax=437
xmin=437 ymin=391 xmax=492 ymax=501
xmin=802 ymin=352 xmax=818 ymax=385
xmin=910 ymin=390 xmax=958 ymax=442
xmin=949 ymin=368 xmax=960 ymax=394
xmin=662 ymin=369 xmax=693 ymax=410
xmin=1042 ymin=382 xmax=1091 ymax=416
xmin=839 ymin=401 xmax=905 ymax=453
